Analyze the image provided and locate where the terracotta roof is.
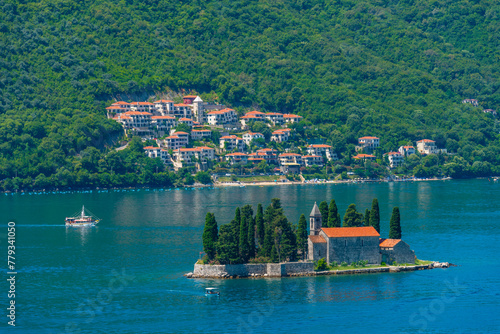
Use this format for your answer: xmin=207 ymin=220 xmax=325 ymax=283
xmin=192 ymin=129 xmax=211 ymax=132
xmin=402 ymin=146 xmax=414 ymax=149
xmin=131 ymin=102 xmax=154 ymax=105
xmin=283 ymin=114 xmax=302 ymax=118
xmin=179 ymin=118 xmax=193 ymax=121
xmin=353 ymin=154 xmax=376 ymax=159
xmin=174 ymin=103 xmax=191 ymax=107
xmin=265 ymin=112 xmax=283 ymax=116
xmin=154 ymin=100 xmax=173 ymax=103
xmin=244 ymin=132 xmax=263 ymax=136
xmin=309 ymin=235 xmax=326 ymax=243
xmin=221 ymin=135 xmax=239 ymax=139
xmin=183 ymin=95 xmax=198 ymax=98
xmin=309 ymin=144 xmax=332 ymax=148
xmin=359 ymin=136 xmax=379 ymax=140
xmin=151 ymin=116 xmax=175 ymax=119
xmin=417 ymin=139 xmax=435 ymax=143
xmin=385 ymin=152 xmax=402 ymax=156
xmin=226 ymin=152 xmax=248 ymax=157
xmin=279 ymin=153 xmax=301 ymax=157
xmin=106 ymin=106 xmax=127 ymax=110
xmin=113 ymin=101 xmax=130 ymax=105
xmin=174 ymin=131 xmax=189 ymax=135
xmin=302 ymin=155 xmax=321 ymax=159
xmin=143 ymin=146 xmax=160 ymax=150
xmin=123 ymin=111 xmax=152 ymax=116
xmin=379 ymin=239 xmax=401 ymax=248
xmin=166 ymin=136 xmax=179 ymax=139
xmin=241 ymin=115 xmax=260 ymax=119
xmin=248 ymin=157 xmax=264 ymax=161
xmin=322 ymin=226 xmax=380 ymax=238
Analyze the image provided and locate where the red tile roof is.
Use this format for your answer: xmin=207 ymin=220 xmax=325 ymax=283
xmin=143 ymin=146 xmax=160 ymax=150
xmin=174 ymin=103 xmax=191 ymax=107
xmin=353 ymin=154 xmax=376 ymax=159
xmin=385 ymin=152 xmax=402 ymax=156
xmin=309 ymin=144 xmax=332 ymax=148
xmin=241 ymin=115 xmax=260 ymax=119
xmin=152 ymin=116 xmax=175 ymax=119
xmin=379 ymin=239 xmax=401 ymax=248
xmin=309 ymin=235 xmax=327 ymax=243
xmin=417 ymin=139 xmax=435 ymax=143
xmin=179 ymin=118 xmax=193 ymax=121
xmin=154 ymin=100 xmax=173 ymax=103
xmin=359 ymin=136 xmax=379 ymax=140
xmin=183 ymin=95 xmax=198 ymax=98
xmin=322 ymin=226 xmax=380 ymax=238
xmin=123 ymin=111 xmax=152 ymax=116
xmin=279 ymin=153 xmax=301 ymax=157
xmin=226 ymin=152 xmax=248 ymax=156
xmin=283 ymin=114 xmax=302 ymax=118
xmin=174 ymin=131 xmax=189 ymax=135
xmin=131 ymin=102 xmax=154 ymax=105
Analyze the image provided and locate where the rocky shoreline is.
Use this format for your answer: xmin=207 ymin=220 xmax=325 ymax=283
xmin=185 ymin=262 xmax=452 ymax=279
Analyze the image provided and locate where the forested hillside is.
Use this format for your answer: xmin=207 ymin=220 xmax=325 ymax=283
xmin=0 ymin=0 xmax=499 ymax=189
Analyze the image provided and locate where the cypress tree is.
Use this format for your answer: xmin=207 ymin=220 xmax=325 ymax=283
xmin=216 ymin=224 xmax=240 ymax=264
xmin=328 ymin=199 xmax=341 ymax=227
xmin=296 ymin=214 xmax=308 ymax=260
xmin=247 ymin=207 xmax=256 ymax=259
xmin=231 ymin=207 xmax=241 ymax=250
xmin=389 ymin=207 xmax=402 ymax=239
xmin=369 ymin=198 xmax=380 ymax=233
xmin=261 ymin=204 xmax=275 ymax=257
xmin=239 ymin=205 xmax=252 ymax=262
xmin=256 ymin=203 xmax=265 ymax=248
xmin=202 ymin=212 xmax=218 ymax=260
xmin=364 ymin=209 xmax=371 ymax=227
xmin=343 ymin=204 xmax=364 ymax=227
xmin=319 ymin=201 xmax=329 ymax=223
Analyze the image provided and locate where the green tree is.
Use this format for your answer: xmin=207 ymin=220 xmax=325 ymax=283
xmin=389 ymin=207 xmax=402 ymax=239
xmin=216 ymin=224 xmax=240 ymax=264
xmin=239 ymin=205 xmax=253 ymax=262
xmin=248 ymin=212 xmax=256 ymax=259
xmin=369 ymin=199 xmax=380 ymax=233
xmin=296 ymin=214 xmax=308 ymax=260
xmin=319 ymin=201 xmax=329 ymax=224
xmin=343 ymin=204 xmax=364 ymax=227
xmin=195 ymin=171 xmax=212 ymax=184
xmin=255 ymin=204 xmax=265 ymax=248
xmin=364 ymin=209 xmax=370 ymax=227
xmin=202 ymin=212 xmax=218 ymax=260
xmin=328 ymin=199 xmax=341 ymax=227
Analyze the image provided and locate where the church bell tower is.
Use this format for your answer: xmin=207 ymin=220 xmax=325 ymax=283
xmin=309 ymin=202 xmax=322 ymax=235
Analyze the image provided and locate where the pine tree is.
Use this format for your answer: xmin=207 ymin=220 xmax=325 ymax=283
xmin=389 ymin=207 xmax=402 ymax=239
xmin=319 ymin=200 xmax=329 ymax=224
xmin=216 ymin=224 xmax=240 ymax=264
xmin=202 ymin=212 xmax=218 ymax=260
xmin=364 ymin=208 xmax=371 ymax=227
xmin=255 ymin=203 xmax=265 ymax=248
xmin=343 ymin=204 xmax=364 ymax=227
xmin=369 ymin=198 xmax=380 ymax=233
xmin=328 ymin=199 xmax=341 ymax=227
xmin=296 ymin=214 xmax=308 ymax=260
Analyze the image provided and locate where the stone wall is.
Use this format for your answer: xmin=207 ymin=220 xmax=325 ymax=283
xmin=381 ymin=241 xmax=416 ymax=264
xmin=193 ymin=262 xmax=314 ymax=278
xmin=327 ymin=235 xmax=381 ymax=265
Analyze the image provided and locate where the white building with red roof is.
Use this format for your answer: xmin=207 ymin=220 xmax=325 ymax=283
xmin=130 ymin=102 xmax=155 ymax=113
xmin=353 ymin=153 xmax=376 ymax=161
xmin=173 ymin=103 xmax=192 ymax=118
xmin=220 ymin=135 xmax=245 ymax=151
xmin=398 ymin=145 xmax=416 ymax=156
xmin=172 ymin=146 xmax=215 ymax=170
xmin=307 ymin=144 xmax=337 ymax=161
xmin=264 ymin=112 xmax=284 ymax=126
xmin=190 ymin=129 xmax=212 ymax=141
xmin=179 ymin=117 xmax=194 ymax=127
xmin=302 ymin=155 xmax=323 ymax=167
xmin=153 ymin=100 xmax=174 ymax=115
xmin=207 ymin=108 xmax=238 ymax=125
xmin=384 ymin=151 xmax=404 ymax=168
xmin=143 ymin=146 xmax=171 ymax=164
xmin=242 ymin=132 xmax=264 ymax=145
xmin=417 ymin=139 xmax=438 ymax=155
xmin=271 ymin=128 xmax=291 ymax=142
xmin=283 ymin=114 xmax=303 ymax=123
xmin=358 ymin=136 xmax=380 ymax=151
xmin=278 ymin=153 xmax=303 ymax=165
xmin=225 ymin=152 xmax=249 ymax=165
xmin=151 ymin=115 xmax=176 ymax=136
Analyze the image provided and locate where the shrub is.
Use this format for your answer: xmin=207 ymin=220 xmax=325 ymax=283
xmin=359 ymin=260 xmax=368 ymax=267
xmin=340 ymin=261 xmax=348 ymax=267
xmin=381 ymin=262 xmax=386 ymax=266
xmin=315 ymin=258 xmax=328 ymax=271
xmin=248 ymin=256 xmax=272 ymax=264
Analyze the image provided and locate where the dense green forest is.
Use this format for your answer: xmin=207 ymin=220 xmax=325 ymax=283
xmin=0 ymin=0 xmax=499 ymax=190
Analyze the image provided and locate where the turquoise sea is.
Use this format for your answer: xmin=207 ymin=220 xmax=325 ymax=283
xmin=1 ymin=179 xmax=499 ymax=333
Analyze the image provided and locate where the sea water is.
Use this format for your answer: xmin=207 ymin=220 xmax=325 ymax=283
xmin=1 ymin=179 xmax=499 ymax=333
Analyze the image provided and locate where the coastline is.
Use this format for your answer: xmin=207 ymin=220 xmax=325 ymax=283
xmin=186 ymin=261 xmax=452 ymax=279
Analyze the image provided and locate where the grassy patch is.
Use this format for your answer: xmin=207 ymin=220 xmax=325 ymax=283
xmin=414 ymin=259 xmax=433 ymax=265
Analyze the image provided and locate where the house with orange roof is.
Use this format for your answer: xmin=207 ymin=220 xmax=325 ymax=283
xmin=207 ymin=108 xmax=238 ymax=126
xmin=151 ymin=115 xmax=176 ymax=136
xmin=264 ymin=112 xmax=284 ymax=126
xmin=130 ymin=101 xmax=155 ymax=113
xmin=115 ymin=111 xmax=153 ymax=137
xmin=358 ymin=136 xmax=380 ymax=152
xmin=256 ymin=148 xmax=278 ymax=164
xmin=417 ymin=139 xmax=438 ymax=155
xmin=398 ymin=145 xmax=416 ymax=156
xmin=353 ymin=153 xmax=376 ymax=161
xmin=240 ymin=114 xmax=262 ymax=128
xmin=307 ymin=203 xmax=415 ymax=264
xmin=179 ymin=117 xmax=194 ymax=127
xmin=307 ymin=144 xmax=337 ymax=161
xmin=220 ymin=135 xmax=245 ymax=151
xmin=283 ymin=114 xmax=303 ymax=123
xmin=190 ymin=129 xmax=212 ymax=141
xmin=242 ymin=132 xmax=264 ymax=145
xmin=271 ymin=128 xmax=291 ymax=142
xmin=302 ymin=155 xmax=323 ymax=167
xmin=278 ymin=153 xmax=302 ymax=165
xmin=173 ymin=103 xmax=192 ymax=118
xmin=153 ymin=100 xmax=174 ymax=115
xmin=225 ymin=152 xmax=249 ymax=165
xmin=172 ymin=146 xmax=215 ymax=170
xmin=143 ymin=146 xmax=171 ymax=164
xmin=384 ymin=151 xmax=404 ymax=168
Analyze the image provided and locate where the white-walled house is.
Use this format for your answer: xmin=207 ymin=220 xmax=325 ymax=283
xmin=417 ymin=139 xmax=438 ymax=155
xmin=307 ymin=144 xmax=337 ymax=161
xmin=384 ymin=152 xmax=404 ymax=168
xmin=398 ymin=145 xmax=416 ymax=156
xmin=242 ymin=132 xmax=264 ymax=145
xmin=220 ymin=135 xmax=245 ymax=151
xmin=271 ymin=128 xmax=291 ymax=142
xmin=225 ymin=152 xmax=249 ymax=165
xmin=358 ymin=136 xmax=380 ymax=151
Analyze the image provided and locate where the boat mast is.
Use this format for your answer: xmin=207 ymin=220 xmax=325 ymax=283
xmin=81 ymin=205 xmax=85 ymax=218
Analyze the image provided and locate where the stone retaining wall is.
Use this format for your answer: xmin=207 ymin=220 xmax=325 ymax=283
xmin=189 ymin=262 xmax=446 ymax=279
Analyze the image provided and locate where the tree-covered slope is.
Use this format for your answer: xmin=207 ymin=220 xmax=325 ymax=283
xmin=0 ymin=0 xmax=499 ymax=185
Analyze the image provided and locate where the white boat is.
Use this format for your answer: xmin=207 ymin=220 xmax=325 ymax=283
xmin=65 ymin=206 xmax=100 ymax=227
xmin=205 ymin=287 xmax=220 ymax=296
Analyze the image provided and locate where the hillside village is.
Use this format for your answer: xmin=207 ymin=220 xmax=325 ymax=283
xmin=106 ymin=95 xmax=473 ymax=179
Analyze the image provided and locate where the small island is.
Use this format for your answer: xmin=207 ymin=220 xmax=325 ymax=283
xmin=188 ymin=198 xmax=450 ymax=278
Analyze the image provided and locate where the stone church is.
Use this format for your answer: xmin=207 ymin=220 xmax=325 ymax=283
xmin=307 ymin=202 xmax=415 ymax=265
